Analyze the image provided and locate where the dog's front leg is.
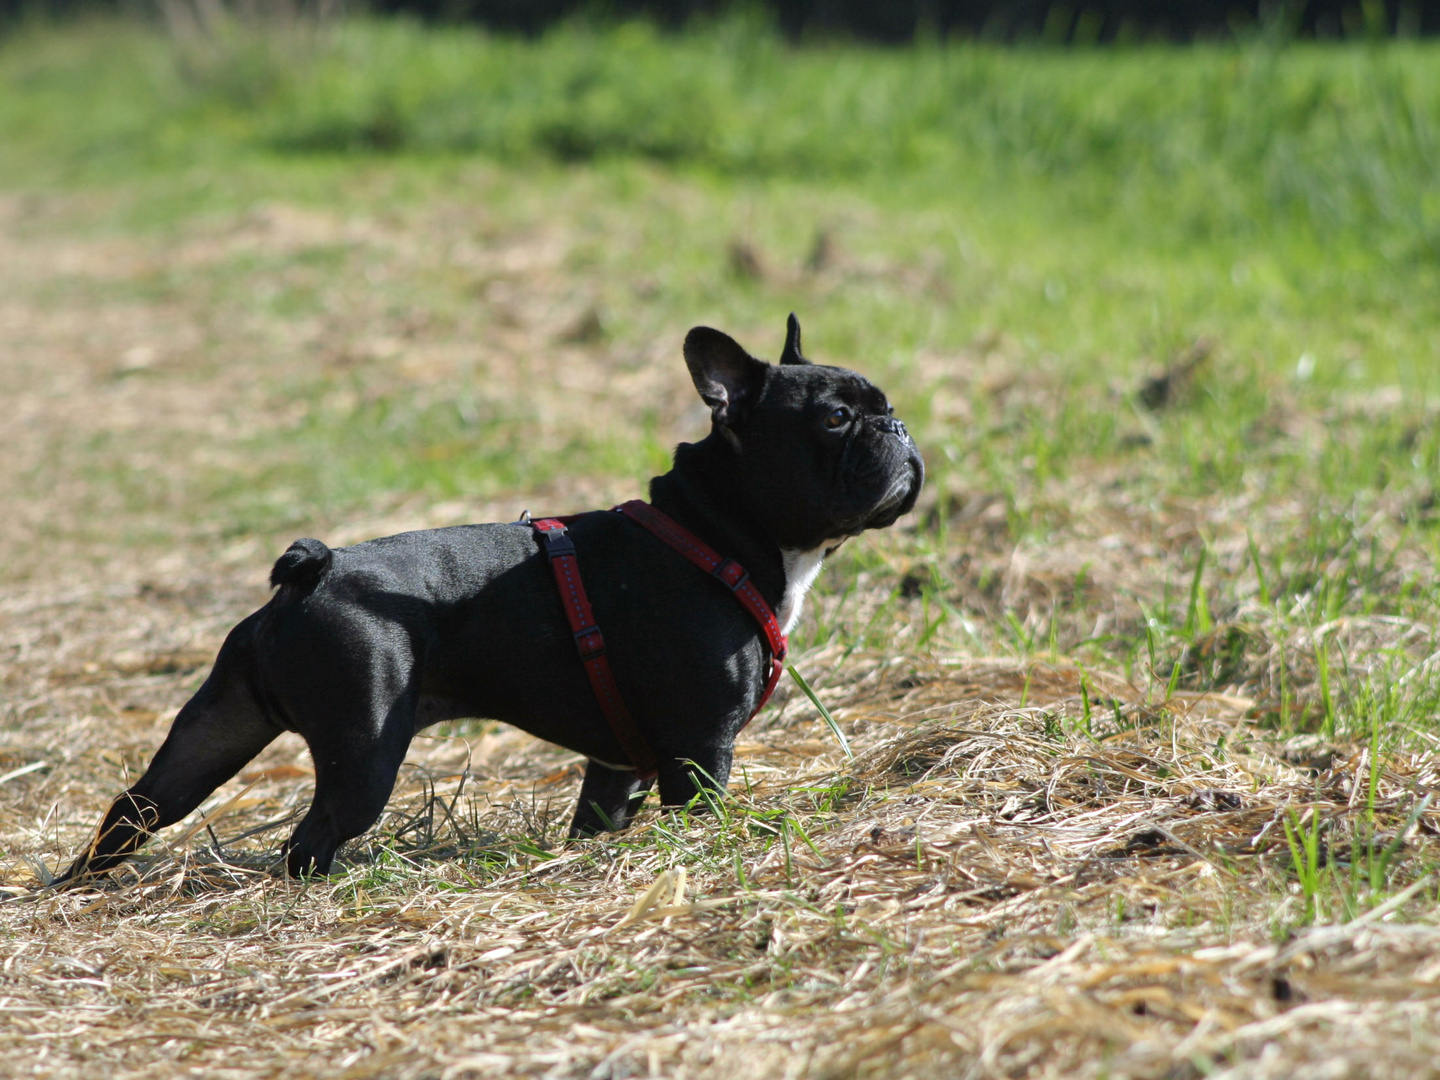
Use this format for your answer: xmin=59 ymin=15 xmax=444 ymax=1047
xmin=656 ymin=745 xmax=733 ymax=818
xmin=567 ymin=759 xmax=655 ymax=838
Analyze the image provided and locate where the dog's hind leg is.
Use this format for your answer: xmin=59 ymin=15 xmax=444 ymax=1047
xmin=280 ymin=688 xmax=420 ymax=878
xmin=567 ymin=760 xmax=655 ymax=838
xmin=55 ymin=628 xmax=280 ymax=886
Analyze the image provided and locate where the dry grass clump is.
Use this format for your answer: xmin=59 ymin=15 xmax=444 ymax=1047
xmin=5 ymin=644 xmax=1440 ymax=1079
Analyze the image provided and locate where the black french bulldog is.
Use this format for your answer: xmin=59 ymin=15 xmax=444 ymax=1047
xmin=57 ymin=316 xmax=922 ymax=884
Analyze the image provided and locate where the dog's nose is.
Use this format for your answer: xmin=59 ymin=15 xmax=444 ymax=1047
xmin=875 ymin=415 xmax=909 ymax=441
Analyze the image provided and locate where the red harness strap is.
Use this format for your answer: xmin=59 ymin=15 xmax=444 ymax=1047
xmin=530 ymin=503 xmax=788 ymax=781
xmin=616 ymin=500 xmax=789 ymax=718
xmin=531 ymin=517 xmax=660 ymax=780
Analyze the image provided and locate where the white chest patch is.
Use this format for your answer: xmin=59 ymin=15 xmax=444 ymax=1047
xmin=778 ymin=546 xmax=830 ymax=635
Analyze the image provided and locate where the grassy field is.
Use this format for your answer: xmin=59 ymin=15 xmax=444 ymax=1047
xmin=3 ymin=11 xmax=1440 ymax=1078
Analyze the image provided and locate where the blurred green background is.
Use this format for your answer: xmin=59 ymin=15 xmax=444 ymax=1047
xmin=3 ymin=4 xmax=1439 ymax=738
xmin=5 ymin=8 xmax=1438 ymax=507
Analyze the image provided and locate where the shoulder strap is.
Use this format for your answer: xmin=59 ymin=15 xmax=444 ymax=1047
xmin=531 ymin=503 xmax=790 ymax=782
xmin=616 ymin=500 xmax=788 ymax=722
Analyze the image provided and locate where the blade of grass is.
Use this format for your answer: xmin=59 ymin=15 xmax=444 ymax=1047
xmin=787 ymin=663 xmax=853 ymax=761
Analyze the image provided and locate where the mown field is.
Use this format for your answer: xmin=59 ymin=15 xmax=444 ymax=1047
xmin=3 ymin=11 xmax=1440 ymax=1078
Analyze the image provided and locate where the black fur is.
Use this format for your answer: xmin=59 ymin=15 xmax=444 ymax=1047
xmin=269 ymin=538 xmax=332 ymax=588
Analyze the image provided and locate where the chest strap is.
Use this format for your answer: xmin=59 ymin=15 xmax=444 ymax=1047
xmin=616 ymin=500 xmax=788 ymax=717
xmin=530 ymin=503 xmax=788 ymax=782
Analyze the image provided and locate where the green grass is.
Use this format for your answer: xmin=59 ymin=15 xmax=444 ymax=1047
xmin=5 ymin=16 xmax=1440 ymax=357
xmin=7 ymin=17 xmax=1440 ymax=397
xmin=7 ymin=16 xmax=1440 ymax=251
xmin=3 ymin=11 xmax=1440 ymax=749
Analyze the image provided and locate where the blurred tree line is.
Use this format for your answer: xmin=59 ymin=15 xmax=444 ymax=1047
xmin=4 ymin=0 xmax=1437 ymax=39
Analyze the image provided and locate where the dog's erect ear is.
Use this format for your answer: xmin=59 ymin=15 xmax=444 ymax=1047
xmin=779 ymin=313 xmax=809 ymax=366
xmin=685 ymin=326 xmax=769 ymax=428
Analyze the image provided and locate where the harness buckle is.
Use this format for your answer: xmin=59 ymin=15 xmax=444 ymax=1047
xmin=537 ymin=526 xmax=576 ymax=559
xmin=711 ymin=558 xmax=749 ymax=592
xmin=573 ymin=625 xmax=606 ymax=661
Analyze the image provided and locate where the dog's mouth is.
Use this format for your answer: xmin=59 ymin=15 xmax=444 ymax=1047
xmin=785 ymin=422 xmax=924 ymax=549
xmin=836 ymin=419 xmax=925 ymax=532
xmin=862 ymin=456 xmax=924 ymax=531
xmin=826 ymin=456 xmax=923 ymax=541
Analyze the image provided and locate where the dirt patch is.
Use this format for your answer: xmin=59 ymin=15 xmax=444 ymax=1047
xmin=0 ymin=187 xmax=702 ymax=585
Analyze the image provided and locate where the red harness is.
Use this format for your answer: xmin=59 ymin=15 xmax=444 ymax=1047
xmin=529 ymin=499 xmax=788 ymax=781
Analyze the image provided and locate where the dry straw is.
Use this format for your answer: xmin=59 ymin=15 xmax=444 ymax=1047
xmin=5 ymin=638 xmax=1440 ymax=1079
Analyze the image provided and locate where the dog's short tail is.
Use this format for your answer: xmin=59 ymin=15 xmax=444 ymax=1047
xmin=270 ymin=538 xmax=332 ymax=589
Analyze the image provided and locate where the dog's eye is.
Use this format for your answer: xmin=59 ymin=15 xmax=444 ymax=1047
xmin=823 ymin=407 xmax=851 ymax=429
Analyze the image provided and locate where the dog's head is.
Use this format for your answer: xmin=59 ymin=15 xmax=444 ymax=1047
xmin=685 ymin=314 xmax=924 ymax=551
